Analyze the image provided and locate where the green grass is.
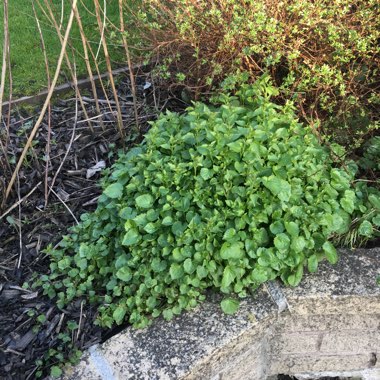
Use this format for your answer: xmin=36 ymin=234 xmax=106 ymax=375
xmin=0 ymin=1 xmax=127 ymax=98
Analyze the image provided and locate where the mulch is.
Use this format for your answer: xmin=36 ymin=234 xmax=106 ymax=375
xmin=0 ymin=71 xmax=187 ymax=380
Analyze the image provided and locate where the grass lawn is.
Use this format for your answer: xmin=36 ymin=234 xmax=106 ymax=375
xmin=0 ymin=1 xmax=128 ymax=98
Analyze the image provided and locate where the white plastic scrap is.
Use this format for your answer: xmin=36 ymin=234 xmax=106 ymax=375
xmin=86 ymin=160 xmax=106 ymax=179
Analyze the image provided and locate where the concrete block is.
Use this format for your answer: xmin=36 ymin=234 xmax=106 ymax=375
xmin=64 ymin=248 xmax=380 ymax=380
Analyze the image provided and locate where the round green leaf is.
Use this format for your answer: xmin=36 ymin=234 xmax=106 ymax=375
xmin=223 ymin=228 xmax=236 ymax=241
xmin=183 ymin=258 xmax=195 ymax=274
xmin=119 ymin=207 xmax=135 ymax=220
xmin=307 ymin=254 xmax=318 ymax=273
xmin=196 ymin=266 xmax=208 ymax=279
xmin=200 ymin=168 xmax=212 ymax=180
xmin=291 ymin=236 xmax=306 ymax=253
xmin=270 ymin=221 xmax=284 ymax=235
xmin=172 ymin=221 xmax=187 ymax=236
xmin=251 ymin=267 xmax=268 ymax=284
xmin=151 ymin=258 xmax=167 ymax=273
xmin=263 ymin=176 xmax=291 ymax=202
xmin=340 ymin=190 xmax=356 ymax=214
xmin=113 ymin=305 xmax=127 ymax=325
xmin=220 ymin=298 xmax=240 ymax=315
xmin=288 ymin=264 xmax=304 ymax=287
xmin=116 ymin=267 xmax=132 ymax=282
xmin=50 ymin=366 xmax=62 ymax=378
xmin=220 ymin=242 xmax=244 ymax=260
xmin=221 ymin=265 xmax=235 ymax=288
xmin=163 ymin=308 xmax=174 ymax=321
xmin=274 ymin=233 xmax=290 ymax=252
xmin=285 ymin=221 xmax=299 ymax=237
xmin=104 ymin=183 xmax=123 ymax=199
xmin=358 ymin=220 xmax=373 ymax=237
xmin=162 ymin=216 xmax=173 ymax=226
xmin=322 ymin=241 xmax=338 ymax=264
xmin=144 ymin=222 xmax=158 ymax=234
xmin=170 ymin=263 xmax=184 ymax=280
xmin=372 ymin=215 xmax=380 ymax=227
xmin=122 ymin=229 xmax=140 ymax=246
xmin=136 ymin=194 xmax=154 ymax=209
xmin=368 ymin=194 xmax=380 ymax=209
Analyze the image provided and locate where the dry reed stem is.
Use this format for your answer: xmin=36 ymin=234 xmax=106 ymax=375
xmin=93 ymin=0 xmax=125 ymax=141
xmin=16 ymin=175 xmax=23 ymax=269
xmin=73 ymin=5 xmax=105 ymax=130
xmin=95 ymin=0 xmax=106 ymax=60
xmin=0 ymin=181 xmax=42 ymax=221
xmin=47 ymin=61 xmax=79 ymax=202
xmin=5 ymin=0 xmax=12 ymax=143
xmin=0 ymin=0 xmax=12 ymax=191
xmin=59 ymin=0 xmax=64 ymax=30
xmin=4 ymin=0 xmax=79 ymax=206
xmin=78 ymin=0 xmax=136 ymax=118
xmin=0 ymin=0 xmax=9 ymax=142
xmin=83 ymin=31 xmax=114 ymax=116
xmin=119 ymin=0 xmax=139 ymax=129
xmin=31 ymin=0 xmax=53 ymax=207
xmin=41 ymin=0 xmax=93 ymax=133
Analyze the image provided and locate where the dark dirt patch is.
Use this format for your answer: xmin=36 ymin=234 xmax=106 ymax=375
xmin=0 ymin=71 xmax=187 ymax=379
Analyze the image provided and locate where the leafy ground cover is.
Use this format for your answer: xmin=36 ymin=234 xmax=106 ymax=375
xmin=0 ymin=0 xmax=126 ymax=97
xmin=39 ymin=78 xmax=380 ymax=331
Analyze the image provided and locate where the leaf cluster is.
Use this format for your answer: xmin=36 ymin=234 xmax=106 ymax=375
xmin=359 ymin=136 xmax=380 ymax=173
xmin=42 ymin=80 xmax=374 ymax=328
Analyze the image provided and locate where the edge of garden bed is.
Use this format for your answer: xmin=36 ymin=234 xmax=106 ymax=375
xmin=1 ymin=63 xmax=151 ymax=113
xmin=61 ymin=247 xmax=380 ymax=380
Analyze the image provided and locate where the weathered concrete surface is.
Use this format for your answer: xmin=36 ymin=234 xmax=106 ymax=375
xmin=64 ymin=248 xmax=380 ymax=380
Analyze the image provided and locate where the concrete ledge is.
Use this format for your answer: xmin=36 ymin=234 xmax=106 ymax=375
xmin=64 ymin=248 xmax=380 ymax=380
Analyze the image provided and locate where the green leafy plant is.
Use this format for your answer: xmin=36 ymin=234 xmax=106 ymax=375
xmin=359 ymin=136 xmax=380 ymax=173
xmin=42 ymin=78 xmax=373 ymax=328
xmin=333 ymin=181 xmax=380 ymax=247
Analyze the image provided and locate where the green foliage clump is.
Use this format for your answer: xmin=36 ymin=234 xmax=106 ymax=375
xmin=333 ymin=181 xmax=380 ymax=247
xmin=128 ymin=0 xmax=380 ymax=143
xmin=359 ymin=136 xmax=380 ymax=173
xmin=44 ymin=80 xmax=368 ymax=328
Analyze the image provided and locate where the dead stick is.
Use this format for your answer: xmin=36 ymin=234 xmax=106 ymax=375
xmin=16 ymin=175 xmax=23 ymax=269
xmin=74 ymin=5 xmax=105 ymax=130
xmin=31 ymin=0 xmax=53 ymax=208
xmin=50 ymin=187 xmax=79 ymax=225
xmin=0 ymin=181 xmax=42 ymax=221
xmin=119 ymin=0 xmax=139 ymax=129
xmin=0 ymin=0 xmax=8 ymax=122
xmin=94 ymin=0 xmax=125 ymax=141
xmin=47 ymin=64 xmax=79 ymax=202
xmin=42 ymin=0 xmax=93 ymax=132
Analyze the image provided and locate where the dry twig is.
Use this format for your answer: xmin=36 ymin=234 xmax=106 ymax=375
xmin=31 ymin=0 xmax=53 ymax=208
xmin=119 ymin=0 xmax=139 ymax=129
xmin=93 ymin=0 xmax=125 ymax=141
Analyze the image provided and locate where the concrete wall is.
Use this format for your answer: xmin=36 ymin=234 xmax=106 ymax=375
xmin=64 ymin=248 xmax=380 ymax=380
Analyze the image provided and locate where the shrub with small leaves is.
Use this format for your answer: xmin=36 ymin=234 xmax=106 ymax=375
xmin=43 ymin=78 xmax=368 ymax=328
xmin=126 ymin=0 xmax=380 ymax=144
